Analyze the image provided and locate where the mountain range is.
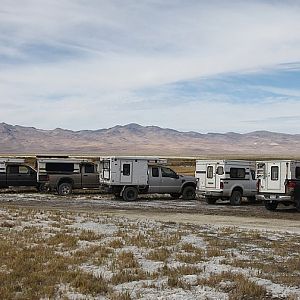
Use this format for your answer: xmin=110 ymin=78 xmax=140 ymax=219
xmin=0 ymin=122 xmax=299 ymax=157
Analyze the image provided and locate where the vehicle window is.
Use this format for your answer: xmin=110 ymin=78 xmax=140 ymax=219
xmin=250 ymin=170 xmax=256 ymax=180
xmin=207 ymin=166 xmax=213 ymax=178
xmin=296 ymin=167 xmax=300 ymax=179
xmin=123 ymin=164 xmax=130 ymax=176
xmin=84 ymin=164 xmax=95 ymax=173
xmin=216 ymin=166 xmax=224 ymax=175
xmin=7 ymin=165 xmax=19 ymax=174
xmin=19 ymin=166 xmax=29 ymax=174
xmin=46 ymin=163 xmax=74 ymax=173
xmin=152 ymin=167 xmax=159 ymax=177
xmin=271 ymin=166 xmax=279 ymax=181
xmin=230 ymin=168 xmax=245 ymax=179
xmin=161 ymin=167 xmax=177 ymax=178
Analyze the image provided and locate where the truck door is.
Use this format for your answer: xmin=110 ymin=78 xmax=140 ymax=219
xmin=81 ymin=163 xmax=99 ymax=188
xmin=7 ymin=165 xmax=37 ymax=186
xmin=160 ymin=167 xmax=181 ymax=193
xmin=120 ymin=161 xmax=133 ymax=183
xmin=205 ymin=164 xmax=216 ymax=188
xmin=148 ymin=166 xmax=161 ymax=193
xmin=267 ymin=162 xmax=281 ymax=191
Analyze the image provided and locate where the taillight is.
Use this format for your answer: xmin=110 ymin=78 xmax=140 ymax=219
xmin=285 ymin=180 xmax=296 ymax=194
xmin=256 ymin=179 xmax=260 ymax=192
xmin=39 ymin=174 xmax=49 ymax=181
xmin=220 ymin=182 xmax=224 ymax=189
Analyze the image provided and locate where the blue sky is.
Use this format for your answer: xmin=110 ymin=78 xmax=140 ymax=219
xmin=0 ymin=0 xmax=300 ymax=133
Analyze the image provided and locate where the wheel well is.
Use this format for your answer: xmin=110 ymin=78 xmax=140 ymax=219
xmin=181 ymin=182 xmax=196 ymax=192
xmin=231 ymin=186 xmax=243 ymax=196
xmin=58 ymin=178 xmax=74 ymax=187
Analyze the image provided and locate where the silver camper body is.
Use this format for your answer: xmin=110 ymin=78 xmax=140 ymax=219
xmin=195 ymin=160 xmax=257 ymax=205
xmin=256 ymin=160 xmax=300 ymax=210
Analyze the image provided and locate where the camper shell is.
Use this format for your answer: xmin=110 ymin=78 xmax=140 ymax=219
xmin=99 ymin=156 xmax=196 ymax=201
xmin=36 ymin=157 xmax=99 ymax=195
xmin=195 ymin=160 xmax=257 ymax=205
xmin=0 ymin=158 xmax=38 ymax=189
xmin=256 ymin=160 xmax=300 ymax=211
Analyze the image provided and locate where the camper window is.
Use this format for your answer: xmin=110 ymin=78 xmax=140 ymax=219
xmin=152 ymin=167 xmax=159 ymax=177
xmin=271 ymin=166 xmax=279 ymax=181
xmin=207 ymin=166 xmax=213 ymax=178
xmin=123 ymin=164 xmax=131 ymax=176
xmin=296 ymin=167 xmax=300 ymax=179
xmin=45 ymin=163 xmax=74 ymax=173
xmin=230 ymin=168 xmax=245 ymax=179
xmin=216 ymin=166 xmax=224 ymax=175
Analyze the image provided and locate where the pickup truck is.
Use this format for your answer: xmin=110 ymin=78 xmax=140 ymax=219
xmin=0 ymin=163 xmax=38 ymax=189
xmin=99 ymin=156 xmax=197 ymax=201
xmin=37 ymin=158 xmax=99 ymax=195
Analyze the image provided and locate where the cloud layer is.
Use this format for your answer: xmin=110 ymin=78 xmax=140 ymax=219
xmin=0 ymin=0 xmax=300 ymax=132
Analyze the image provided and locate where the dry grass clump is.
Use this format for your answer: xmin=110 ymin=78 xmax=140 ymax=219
xmin=114 ymin=251 xmax=140 ymax=269
xmin=146 ymin=247 xmax=171 ymax=262
xmin=198 ymin=271 xmax=268 ymax=300
xmin=160 ymin=264 xmax=202 ymax=277
xmin=176 ymin=248 xmax=205 ymax=263
xmin=107 ymin=238 xmax=124 ymax=248
xmin=78 ymin=229 xmax=102 ymax=241
xmin=71 ymin=271 xmax=110 ymax=296
xmin=47 ymin=231 xmax=78 ymax=249
xmin=109 ymin=291 xmax=132 ymax=300
xmin=111 ymin=268 xmax=149 ymax=285
xmin=167 ymin=274 xmax=191 ymax=289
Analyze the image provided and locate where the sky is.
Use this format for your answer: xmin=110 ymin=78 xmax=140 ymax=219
xmin=0 ymin=0 xmax=300 ymax=133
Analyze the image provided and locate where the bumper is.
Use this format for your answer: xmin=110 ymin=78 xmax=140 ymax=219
xmin=197 ymin=190 xmax=223 ymax=197
xmin=257 ymin=194 xmax=292 ymax=202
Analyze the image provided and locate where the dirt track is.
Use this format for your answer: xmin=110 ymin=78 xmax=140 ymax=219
xmin=1 ymin=191 xmax=300 ymax=233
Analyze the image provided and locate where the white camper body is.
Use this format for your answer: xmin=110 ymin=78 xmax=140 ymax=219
xmin=0 ymin=158 xmax=25 ymax=173
xmin=99 ymin=157 xmax=166 ymax=186
xmin=195 ymin=160 xmax=257 ymax=205
xmin=256 ymin=160 xmax=300 ymax=210
xmin=99 ymin=156 xmax=197 ymax=201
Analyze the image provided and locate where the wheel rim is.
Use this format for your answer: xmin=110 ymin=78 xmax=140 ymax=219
xmin=61 ymin=185 xmax=70 ymax=195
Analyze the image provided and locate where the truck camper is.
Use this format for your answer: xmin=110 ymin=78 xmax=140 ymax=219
xmin=195 ymin=160 xmax=257 ymax=205
xmin=0 ymin=158 xmax=38 ymax=189
xmin=99 ymin=156 xmax=197 ymax=201
xmin=256 ymin=160 xmax=300 ymax=211
xmin=36 ymin=157 xmax=99 ymax=195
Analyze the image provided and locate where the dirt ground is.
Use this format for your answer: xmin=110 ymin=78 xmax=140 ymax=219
xmin=0 ymin=191 xmax=299 ymax=233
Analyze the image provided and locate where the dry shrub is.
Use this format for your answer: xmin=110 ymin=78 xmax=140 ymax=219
xmin=146 ymin=248 xmax=170 ymax=262
xmin=78 ymin=229 xmax=102 ymax=241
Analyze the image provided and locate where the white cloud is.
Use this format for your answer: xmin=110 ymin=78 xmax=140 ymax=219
xmin=0 ymin=0 xmax=300 ymax=132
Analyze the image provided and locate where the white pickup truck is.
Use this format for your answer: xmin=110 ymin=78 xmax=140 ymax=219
xmin=196 ymin=160 xmax=257 ymax=205
xmin=99 ymin=156 xmax=197 ymax=201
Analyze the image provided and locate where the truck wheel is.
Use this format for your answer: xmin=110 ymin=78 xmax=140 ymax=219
xmin=182 ymin=186 xmax=196 ymax=200
xmin=247 ymin=196 xmax=256 ymax=203
xmin=230 ymin=190 xmax=242 ymax=206
xmin=37 ymin=183 xmax=49 ymax=193
xmin=264 ymin=201 xmax=278 ymax=211
xmin=58 ymin=183 xmax=72 ymax=196
xmin=122 ymin=187 xmax=138 ymax=201
xmin=205 ymin=197 xmax=216 ymax=205
xmin=170 ymin=193 xmax=181 ymax=199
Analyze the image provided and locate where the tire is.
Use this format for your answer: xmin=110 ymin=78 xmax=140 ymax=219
xmin=170 ymin=193 xmax=181 ymax=199
xmin=264 ymin=201 xmax=278 ymax=211
xmin=58 ymin=182 xmax=73 ymax=196
xmin=247 ymin=196 xmax=256 ymax=203
xmin=230 ymin=190 xmax=242 ymax=206
xmin=122 ymin=186 xmax=138 ymax=201
xmin=295 ymin=199 xmax=300 ymax=212
xmin=37 ymin=183 xmax=49 ymax=193
xmin=205 ymin=197 xmax=216 ymax=205
xmin=182 ymin=186 xmax=196 ymax=200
